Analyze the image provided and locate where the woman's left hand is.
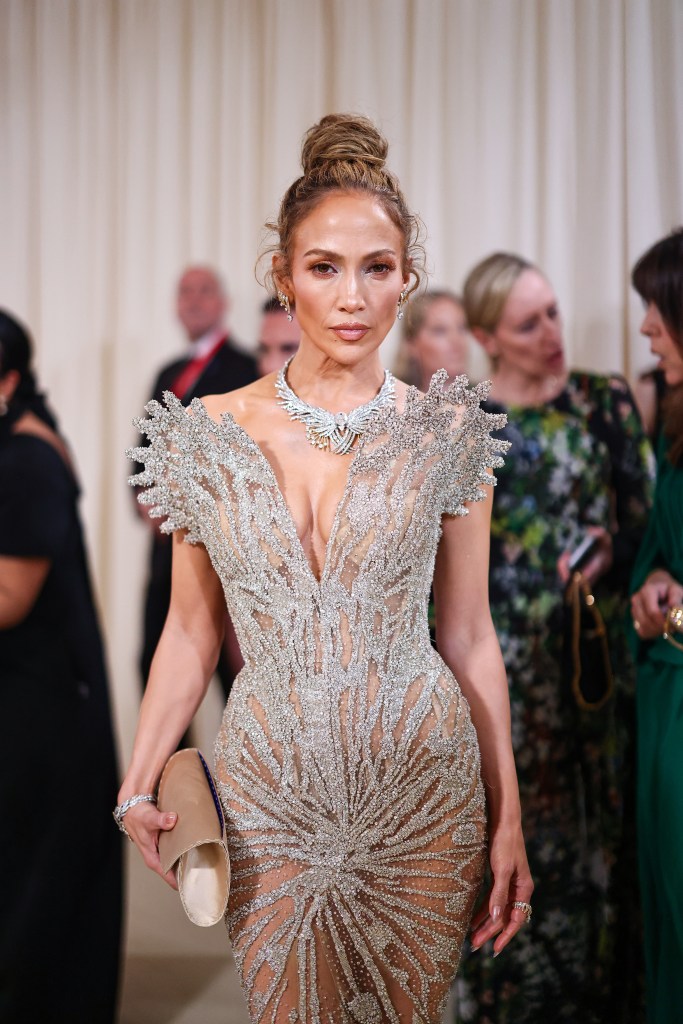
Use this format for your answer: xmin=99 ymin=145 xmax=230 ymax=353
xmin=631 ymin=569 xmax=683 ymax=640
xmin=469 ymin=818 xmax=534 ymax=956
xmin=557 ymin=525 xmax=613 ymax=587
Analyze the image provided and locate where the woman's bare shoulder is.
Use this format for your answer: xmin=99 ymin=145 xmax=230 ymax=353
xmin=201 ymin=370 xmax=416 ymax=427
xmin=200 ymin=374 xmax=282 ymax=433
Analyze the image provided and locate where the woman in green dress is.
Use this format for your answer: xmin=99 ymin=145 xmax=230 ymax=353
xmin=629 ymin=228 xmax=683 ymax=1024
xmin=451 ymin=252 xmax=654 ymax=1024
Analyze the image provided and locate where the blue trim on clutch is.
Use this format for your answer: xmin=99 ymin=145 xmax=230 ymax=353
xmin=197 ymin=750 xmax=225 ymax=831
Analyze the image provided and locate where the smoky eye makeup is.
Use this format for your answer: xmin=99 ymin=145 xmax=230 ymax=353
xmin=309 ymin=261 xmax=337 ymax=276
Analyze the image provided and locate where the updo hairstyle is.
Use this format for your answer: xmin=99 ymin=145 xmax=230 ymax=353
xmin=263 ymin=114 xmax=425 ymax=296
xmin=463 ymin=252 xmax=534 ymax=335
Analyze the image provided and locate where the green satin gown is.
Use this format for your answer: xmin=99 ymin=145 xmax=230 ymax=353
xmin=629 ymin=437 xmax=683 ymax=1024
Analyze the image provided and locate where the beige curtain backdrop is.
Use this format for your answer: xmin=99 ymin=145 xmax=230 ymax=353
xmin=1 ymin=0 xmax=682 ymax=953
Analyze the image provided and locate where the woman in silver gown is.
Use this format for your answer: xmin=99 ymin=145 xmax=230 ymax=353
xmin=119 ymin=113 xmax=532 ymax=1023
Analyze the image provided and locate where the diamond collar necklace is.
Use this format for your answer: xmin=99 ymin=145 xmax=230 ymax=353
xmin=275 ymin=357 xmax=396 ymax=455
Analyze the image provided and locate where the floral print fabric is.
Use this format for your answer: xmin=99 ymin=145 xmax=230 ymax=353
xmin=452 ymin=372 xmax=654 ymax=1024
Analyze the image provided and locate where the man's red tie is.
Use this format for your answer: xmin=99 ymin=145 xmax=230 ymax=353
xmin=170 ymin=336 xmax=225 ymax=400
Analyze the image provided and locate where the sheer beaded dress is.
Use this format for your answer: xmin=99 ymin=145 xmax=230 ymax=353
xmin=130 ymin=372 xmax=507 ymax=1024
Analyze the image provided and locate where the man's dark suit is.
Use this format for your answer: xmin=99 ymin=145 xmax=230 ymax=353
xmin=135 ymin=336 xmax=257 ymax=699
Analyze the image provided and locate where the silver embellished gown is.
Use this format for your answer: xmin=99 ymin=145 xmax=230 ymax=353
xmin=131 ymin=372 xmax=506 ymax=1024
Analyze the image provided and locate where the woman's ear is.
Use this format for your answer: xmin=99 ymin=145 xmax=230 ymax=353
xmin=272 ymin=253 xmax=292 ymax=300
xmin=471 ymin=327 xmax=499 ymax=359
xmin=403 ymin=258 xmax=413 ymax=293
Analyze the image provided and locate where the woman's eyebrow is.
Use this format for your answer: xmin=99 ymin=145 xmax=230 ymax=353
xmin=302 ymin=247 xmax=398 ymax=260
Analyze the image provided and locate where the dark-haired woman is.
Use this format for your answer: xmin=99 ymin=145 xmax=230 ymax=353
xmin=0 ymin=310 xmax=122 ymax=1023
xmin=629 ymin=228 xmax=683 ymax=1024
xmin=118 ymin=113 xmax=532 ymax=1021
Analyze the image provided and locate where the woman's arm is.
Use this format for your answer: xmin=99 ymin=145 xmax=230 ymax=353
xmin=118 ymin=531 xmax=226 ymax=884
xmin=0 ymin=420 xmax=72 ymax=629
xmin=433 ymin=482 xmax=532 ymax=954
xmin=0 ymin=555 xmax=51 ymax=629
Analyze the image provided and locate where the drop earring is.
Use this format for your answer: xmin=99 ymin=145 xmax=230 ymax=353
xmin=397 ymin=288 xmax=409 ymax=321
xmin=277 ymin=289 xmax=293 ymax=322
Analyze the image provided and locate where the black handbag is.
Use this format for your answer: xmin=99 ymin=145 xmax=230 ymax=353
xmin=562 ymin=571 xmax=614 ymax=711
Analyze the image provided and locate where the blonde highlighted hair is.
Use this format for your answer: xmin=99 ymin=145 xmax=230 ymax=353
xmin=462 ymin=252 xmax=534 ymax=334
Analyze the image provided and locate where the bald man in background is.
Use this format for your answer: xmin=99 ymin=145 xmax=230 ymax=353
xmin=133 ymin=265 xmax=256 ymax=700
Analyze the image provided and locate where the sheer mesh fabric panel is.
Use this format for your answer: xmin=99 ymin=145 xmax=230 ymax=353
xmin=129 ymin=373 xmax=507 ymax=1023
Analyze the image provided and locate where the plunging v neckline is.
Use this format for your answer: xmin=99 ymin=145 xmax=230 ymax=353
xmin=197 ymin=402 xmax=367 ymax=590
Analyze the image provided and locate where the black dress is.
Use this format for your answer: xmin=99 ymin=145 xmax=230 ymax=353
xmin=0 ymin=432 xmax=122 ymax=1024
xmin=135 ymin=337 xmax=257 ymax=693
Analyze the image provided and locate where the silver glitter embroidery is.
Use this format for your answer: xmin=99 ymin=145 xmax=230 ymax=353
xmin=129 ymin=371 xmax=509 ymax=1023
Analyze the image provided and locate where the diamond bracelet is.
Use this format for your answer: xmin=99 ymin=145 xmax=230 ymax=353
xmin=112 ymin=793 xmax=157 ymax=840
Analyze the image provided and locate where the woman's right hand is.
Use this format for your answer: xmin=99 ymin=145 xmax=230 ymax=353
xmin=631 ymin=569 xmax=683 ymax=640
xmin=122 ymin=802 xmax=179 ymax=889
xmin=557 ymin=526 xmax=613 ymax=587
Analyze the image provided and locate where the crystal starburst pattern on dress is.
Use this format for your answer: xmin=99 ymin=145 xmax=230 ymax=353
xmin=128 ymin=371 xmax=509 ymax=1022
xmin=275 ymin=357 xmax=396 ymax=455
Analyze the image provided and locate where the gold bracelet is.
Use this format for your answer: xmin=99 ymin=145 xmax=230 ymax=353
xmin=663 ymin=605 xmax=683 ymax=652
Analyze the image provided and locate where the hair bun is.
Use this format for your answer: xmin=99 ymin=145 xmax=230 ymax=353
xmin=301 ymin=113 xmax=389 ymax=176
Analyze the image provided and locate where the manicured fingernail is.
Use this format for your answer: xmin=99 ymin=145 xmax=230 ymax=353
xmin=166 ymin=813 xmax=176 ymax=825
xmin=493 ymin=949 xmax=502 ymax=958
xmin=491 ymin=906 xmax=502 ymax=922
xmin=471 ymin=944 xmax=481 ymax=952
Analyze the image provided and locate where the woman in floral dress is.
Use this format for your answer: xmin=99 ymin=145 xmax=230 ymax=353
xmin=452 ymin=253 xmax=653 ymax=1024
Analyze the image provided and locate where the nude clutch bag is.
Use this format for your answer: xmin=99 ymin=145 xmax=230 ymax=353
xmin=157 ymin=748 xmax=230 ymax=927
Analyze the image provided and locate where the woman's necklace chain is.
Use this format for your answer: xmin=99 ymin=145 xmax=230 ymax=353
xmin=275 ymin=357 xmax=396 ymax=455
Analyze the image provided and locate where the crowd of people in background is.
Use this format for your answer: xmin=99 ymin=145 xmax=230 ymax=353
xmin=1 ymin=225 xmax=681 ymax=1024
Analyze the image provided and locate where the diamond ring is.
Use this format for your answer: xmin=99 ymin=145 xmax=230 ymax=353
xmin=511 ymin=900 xmax=532 ymax=923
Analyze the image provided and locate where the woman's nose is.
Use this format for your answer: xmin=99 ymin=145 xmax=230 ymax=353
xmin=338 ymin=274 xmax=364 ymax=311
xmin=544 ymin=316 xmax=561 ymax=342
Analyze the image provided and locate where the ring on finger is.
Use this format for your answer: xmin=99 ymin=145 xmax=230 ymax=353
xmin=510 ymin=900 xmax=532 ymax=923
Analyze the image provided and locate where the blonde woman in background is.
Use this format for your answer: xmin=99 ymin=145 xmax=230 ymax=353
xmin=453 ymin=252 xmax=653 ymax=1024
xmin=395 ymin=289 xmax=470 ymax=388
